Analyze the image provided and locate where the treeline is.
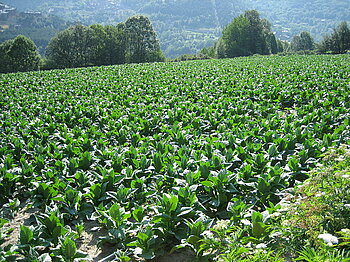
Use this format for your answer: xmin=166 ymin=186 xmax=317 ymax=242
xmin=45 ymin=15 xmax=165 ymax=69
xmin=1 ymin=11 xmax=350 ymax=73
xmin=0 ymin=15 xmax=164 ymax=73
xmin=196 ymin=10 xmax=350 ymax=60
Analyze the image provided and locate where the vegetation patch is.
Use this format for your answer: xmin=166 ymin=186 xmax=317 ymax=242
xmin=199 ymin=145 xmax=350 ymax=261
xmin=0 ymin=55 xmax=349 ymax=261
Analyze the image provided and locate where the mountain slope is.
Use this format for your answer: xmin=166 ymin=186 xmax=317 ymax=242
xmin=1 ymin=0 xmax=349 ymax=57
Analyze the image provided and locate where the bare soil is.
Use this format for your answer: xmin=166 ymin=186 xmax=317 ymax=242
xmin=76 ymin=220 xmax=117 ymax=261
xmin=150 ymin=248 xmax=197 ymax=262
xmin=1 ymin=205 xmax=39 ymax=249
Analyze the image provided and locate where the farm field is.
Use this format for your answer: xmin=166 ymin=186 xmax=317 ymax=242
xmin=0 ymin=55 xmax=350 ymax=261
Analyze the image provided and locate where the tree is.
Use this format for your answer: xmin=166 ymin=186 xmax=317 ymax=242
xmin=244 ymin=10 xmax=268 ymax=54
xmin=276 ymin=40 xmax=290 ymax=53
xmin=215 ymin=38 xmax=226 ymax=59
xmin=124 ymin=15 xmax=165 ymax=63
xmin=46 ymin=24 xmax=96 ymax=68
xmin=199 ymin=46 xmax=216 ymax=58
xmin=88 ymin=24 xmax=109 ymax=66
xmin=338 ymin=22 xmax=350 ymax=52
xmin=221 ymin=15 xmax=250 ymax=57
xmin=89 ymin=24 xmax=126 ymax=66
xmin=0 ymin=35 xmax=41 ymax=73
xmin=0 ymin=40 xmax=12 ymax=73
xmin=265 ymin=31 xmax=278 ymax=54
xmin=319 ymin=21 xmax=350 ymax=54
xmin=45 ymin=16 xmax=164 ymax=69
xmin=291 ymin=31 xmax=314 ymax=51
xmin=102 ymin=24 xmax=127 ymax=65
xmin=219 ymin=10 xmax=277 ymax=58
xmin=46 ymin=23 xmax=128 ymax=69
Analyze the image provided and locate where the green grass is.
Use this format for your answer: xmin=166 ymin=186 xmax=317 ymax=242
xmin=0 ymin=54 xmax=350 ymax=261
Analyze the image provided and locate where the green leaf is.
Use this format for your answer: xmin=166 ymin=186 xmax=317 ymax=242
xmin=252 ymin=221 xmax=267 ymax=238
xmin=251 ymin=211 xmax=263 ymax=223
xmin=109 ymin=203 xmax=122 ymax=222
xmin=20 ymin=225 xmax=34 ymax=245
xmin=153 ymin=153 xmax=163 ymax=173
xmin=288 ymin=157 xmax=299 ymax=171
xmin=268 ymin=144 xmax=277 ymax=157
xmin=257 ymin=177 xmax=270 ymax=193
xmin=0 ymin=218 xmax=8 ymax=227
xmin=201 ymin=181 xmax=214 ymax=188
xmin=61 ymin=238 xmax=77 ymax=260
xmin=187 ymin=235 xmax=201 ymax=245
xmin=132 ymin=206 xmax=144 ymax=223
xmin=52 ymin=226 xmax=66 ymax=244
xmin=137 ymin=232 xmax=150 ymax=245
xmin=162 ymin=193 xmax=179 ymax=213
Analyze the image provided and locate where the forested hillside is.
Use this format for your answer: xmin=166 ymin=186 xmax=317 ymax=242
xmin=1 ymin=0 xmax=350 ymax=57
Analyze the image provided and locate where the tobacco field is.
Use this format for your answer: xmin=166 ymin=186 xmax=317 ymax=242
xmin=0 ymin=55 xmax=350 ymax=261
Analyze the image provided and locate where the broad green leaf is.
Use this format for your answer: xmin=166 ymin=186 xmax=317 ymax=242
xmin=61 ymin=237 xmax=77 ymax=260
xmin=20 ymin=225 xmax=34 ymax=245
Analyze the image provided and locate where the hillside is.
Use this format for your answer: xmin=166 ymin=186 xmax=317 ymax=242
xmin=0 ymin=2 xmax=74 ymax=55
xmin=1 ymin=0 xmax=350 ymax=57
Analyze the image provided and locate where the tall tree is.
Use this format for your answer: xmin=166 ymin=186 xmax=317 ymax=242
xmin=291 ymin=31 xmax=314 ymax=51
xmin=46 ymin=24 xmax=96 ymax=68
xmin=244 ymin=10 xmax=267 ymax=54
xmin=0 ymin=35 xmax=40 ymax=73
xmin=219 ymin=10 xmax=277 ymax=58
xmin=221 ymin=15 xmax=250 ymax=57
xmin=89 ymin=24 xmax=109 ymax=66
xmin=124 ymin=15 xmax=165 ymax=63
xmin=88 ymin=24 xmax=126 ymax=66
xmin=319 ymin=21 xmax=350 ymax=54
xmin=276 ymin=39 xmax=290 ymax=53
xmin=103 ymin=23 xmax=126 ymax=65
xmin=333 ymin=21 xmax=350 ymax=53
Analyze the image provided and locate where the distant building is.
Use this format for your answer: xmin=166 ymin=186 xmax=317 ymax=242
xmin=5 ymin=7 xmax=16 ymax=14
xmin=23 ymin=11 xmax=42 ymax=17
xmin=0 ymin=4 xmax=16 ymax=21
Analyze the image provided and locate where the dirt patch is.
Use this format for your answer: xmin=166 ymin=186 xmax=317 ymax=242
xmin=150 ymin=248 xmax=197 ymax=262
xmin=1 ymin=206 xmax=39 ymax=249
xmin=1 ymin=207 xmax=116 ymax=261
xmin=76 ymin=220 xmax=117 ymax=261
